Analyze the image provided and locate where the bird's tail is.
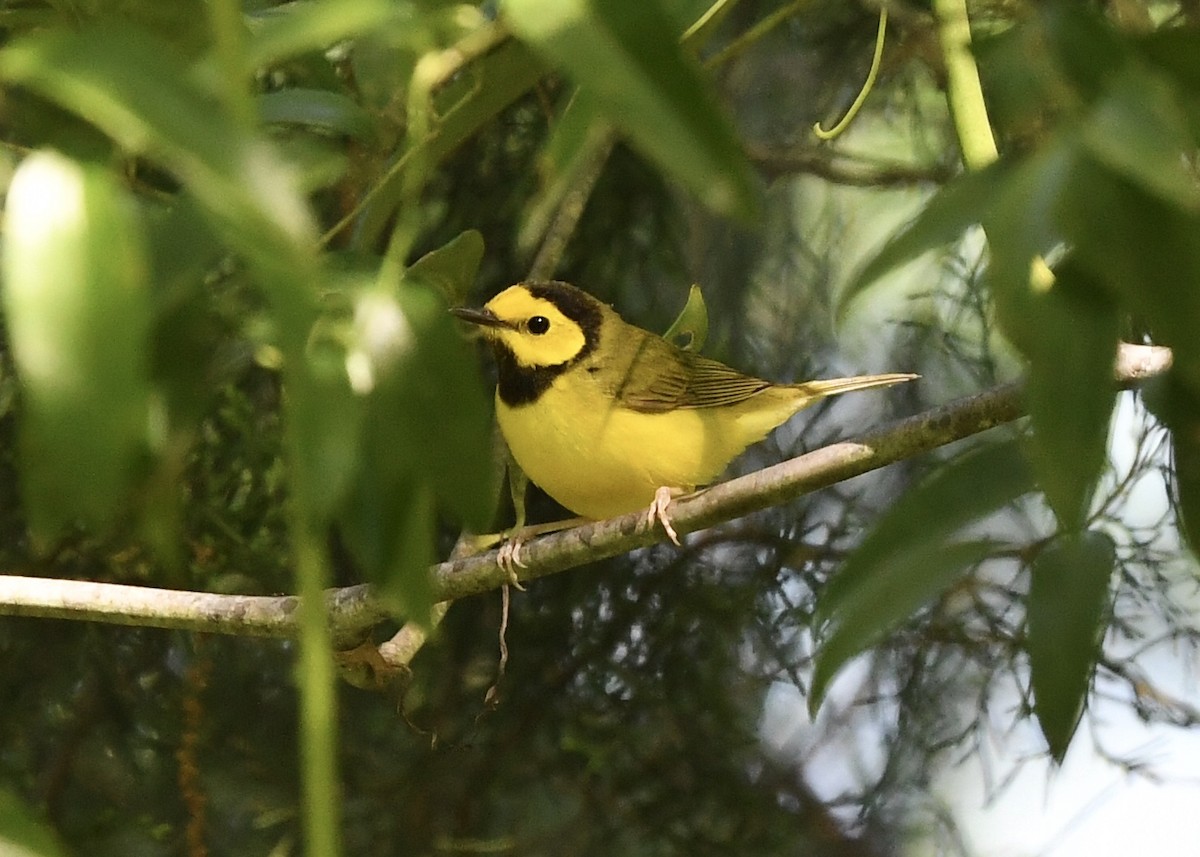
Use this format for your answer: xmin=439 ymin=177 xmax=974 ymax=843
xmin=793 ymin=372 xmax=918 ymax=400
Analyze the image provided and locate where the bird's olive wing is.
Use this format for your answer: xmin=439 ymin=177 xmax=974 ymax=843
xmin=614 ymin=336 xmax=772 ymax=413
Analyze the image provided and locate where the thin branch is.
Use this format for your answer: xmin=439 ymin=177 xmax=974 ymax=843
xmin=0 ymin=344 xmax=1173 ymax=641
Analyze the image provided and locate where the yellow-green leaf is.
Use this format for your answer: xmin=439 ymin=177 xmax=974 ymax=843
xmin=2 ymin=151 xmax=152 ymax=545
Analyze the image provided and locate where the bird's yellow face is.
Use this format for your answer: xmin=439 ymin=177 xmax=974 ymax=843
xmin=478 ymin=285 xmax=589 ymax=369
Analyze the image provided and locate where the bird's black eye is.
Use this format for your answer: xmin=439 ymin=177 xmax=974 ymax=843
xmin=527 ymin=315 xmax=551 ymax=335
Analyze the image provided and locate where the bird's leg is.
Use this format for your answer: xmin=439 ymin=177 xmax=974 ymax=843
xmin=647 ymin=486 xmax=682 ymax=546
xmin=497 ymin=463 xmax=531 ymax=587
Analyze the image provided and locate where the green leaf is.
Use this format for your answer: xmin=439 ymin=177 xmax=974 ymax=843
xmin=346 ymin=280 xmax=495 ymax=530
xmin=1028 ymin=529 xmax=1115 ymax=763
xmin=977 ymin=142 xmax=1121 ymax=529
xmin=1079 ymin=63 xmax=1200 ymax=212
xmin=1137 ymin=26 xmax=1200 ymax=91
xmin=338 ymin=467 xmax=436 ymax=621
xmin=2 ymin=151 xmax=153 ymax=545
xmin=839 ymin=163 xmax=1010 ymax=316
xmin=816 ymin=439 xmax=1035 ymax=627
xmin=662 ymin=284 xmax=709 ymax=352
xmin=390 ymin=284 xmax=496 ymax=528
xmin=259 ymin=89 xmax=376 ymax=140
xmin=350 ymin=33 xmax=544 ymax=249
xmin=810 ymin=440 xmax=1037 ymax=713
xmin=517 ymin=89 xmax=613 ymax=257
xmin=503 ymin=0 xmax=757 ymax=219
xmin=810 ymin=539 xmax=998 ymax=713
xmin=1006 ymin=263 xmax=1119 ymax=530
xmin=1057 ymin=157 xmax=1200 ymax=384
xmin=0 ymin=25 xmax=319 ymax=280
xmin=406 ymin=229 xmax=486 ymax=304
xmin=681 ymin=0 xmax=743 ymax=49
xmin=0 ymin=25 xmax=371 ymax=521
xmin=245 ymin=0 xmax=399 ymax=72
xmin=1141 ymin=371 xmax=1200 ymax=554
xmin=0 ymin=788 xmax=68 ymax=857
xmin=1038 ymin=2 xmax=1126 ymax=104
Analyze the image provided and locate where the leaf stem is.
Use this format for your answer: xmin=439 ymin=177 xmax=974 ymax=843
xmin=207 ymin=0 xmax=255 ymax=129
xmin=932 ymin=0 xmax=999 ymax=169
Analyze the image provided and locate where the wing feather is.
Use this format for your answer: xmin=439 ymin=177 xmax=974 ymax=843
xmin=612 ymin=334 xmax=772 ymax=413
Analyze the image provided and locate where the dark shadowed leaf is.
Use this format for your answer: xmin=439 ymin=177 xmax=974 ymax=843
xmin=389 ymin=283 xmax=496 ymax=528
xmin=1 ymin=151 xmax=152 ymax=546
xmin=338 ymin=466 xmax=435 ymax=621
xmin=503 ymin=0 xmax=757 ymax=219
xmin=1028 ymin=529 xmax=1115 ymax=763
xmin=1011 ymin=263 xmax=1119 ymax=530
xmin=1141 ymin=371 xmax=1200 ymax=554
xmin=1079 ymin=64 xmax=1200 ymax=213
xmin=1057 ymin=158 xmax=1200 ymax=385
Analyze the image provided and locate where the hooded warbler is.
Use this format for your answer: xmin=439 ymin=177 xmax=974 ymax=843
xmin=453 ymin=281 xmax=915 ymax=543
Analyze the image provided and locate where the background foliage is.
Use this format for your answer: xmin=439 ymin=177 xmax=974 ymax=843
xmin=2 ymin=0 xmax=1200 ymax=855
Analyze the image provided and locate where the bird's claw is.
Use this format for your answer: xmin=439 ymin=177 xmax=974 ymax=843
xmin=496 ymin=535 xmax=528 ymax=589
xmin=646 ymin=486 xmax=681 ymax=546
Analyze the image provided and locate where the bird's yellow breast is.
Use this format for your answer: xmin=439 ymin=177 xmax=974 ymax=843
xmin=496 ymin=368 xmax=802 ymax=520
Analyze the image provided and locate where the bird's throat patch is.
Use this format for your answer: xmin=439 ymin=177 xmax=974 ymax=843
xmin=495 ymin=346 xmax=568 ymax=407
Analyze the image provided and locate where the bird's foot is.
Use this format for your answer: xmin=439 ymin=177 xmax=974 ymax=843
xmin=646 ymin=486 xmax=681 ymax=546
xmin=496 ymin=532 xmax=528 ymax=590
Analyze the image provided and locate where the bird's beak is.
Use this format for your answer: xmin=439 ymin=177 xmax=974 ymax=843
xmin=450 ymin=306 xmax=509 ymax=329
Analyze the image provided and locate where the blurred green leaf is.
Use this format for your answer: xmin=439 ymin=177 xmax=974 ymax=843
xmin=503 ymin=0 xmax=757 ymax=219
xmin=0 ymin=788 xmax=67 ymax=857
xmin=1028 ymin=529 xmax=1115 ymax=763
xmin=816 ymin=439 xmax=1036 ymax=627
xmin=1079 ymin=64 xmax=1200 ymax=213
xmin=388 ymin=283 xmax=496 ymax=529
xmin=259 ymin=89 xmax=376 ymax=140
xmin=840 ymin=163 xmax=1009 ymax=316
xmin=406 ymin=229 xmax=485 ymax=304
xmin=245 ymin=0 xmax=399 ymax=72
xmin=344 ymin=278 xmax=494 ymax=527
xmin=337 ymin=272 xmax=493 ymax=618
xmin=1 ymin=150 xmax=153 ymax=546
xmin=978 ymin=140 xmax=1121 ymax=529
xmin=1038 ymin=2 xmax=1126 ymax=104
xmin=1057 ymin=158 xmax=1200 ymax=386
xmin=0 ymin=24 xmax=373 ymax=520
xmin=339 ymin=465 xmax=436 ymax=620
xmin=662 ymin=284 xmax=708 ymax=352
xmin=810 ymin=539 xmax=998 ymax=714
xmin=681 ymin=0 xmax=743 ymax=49
xmin=0 ymin=25 xmax=318 ymax=264
xmin=810 ymin=440 xmax=1037 ymax=712
xmin=1137 ymin=26 xmax=1200 ymax=91
xmin=518 ymin=90 xmax=613 ymax=257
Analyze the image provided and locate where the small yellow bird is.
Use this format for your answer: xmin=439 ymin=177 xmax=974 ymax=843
xmin=453 ymin=281 xmax=914 ymax=543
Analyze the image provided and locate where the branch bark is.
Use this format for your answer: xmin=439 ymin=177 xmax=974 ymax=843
xmin=0 ymin=344 xmax=1172 ymax=644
